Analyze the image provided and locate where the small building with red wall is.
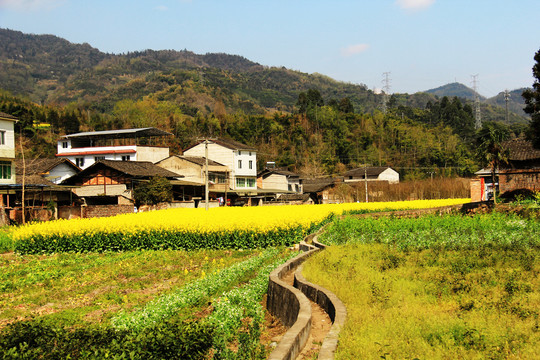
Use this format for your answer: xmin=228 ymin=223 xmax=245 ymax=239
xmin=499 ymin=138 xmax=540 ymax=196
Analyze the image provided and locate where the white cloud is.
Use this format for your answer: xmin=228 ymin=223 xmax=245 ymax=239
xmin=395 ymin=0 xmax=435 ymax=11
xmin=341 ymin=43 xmax=369 ymax=57
xmin=0 ymin=0 xmax=65 ymax=11
xmin=155 ymin=5 xmax=168 ymax=11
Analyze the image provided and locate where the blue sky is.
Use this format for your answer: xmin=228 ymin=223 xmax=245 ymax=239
xmin=0 ymin=0 xmax=538 ymax=97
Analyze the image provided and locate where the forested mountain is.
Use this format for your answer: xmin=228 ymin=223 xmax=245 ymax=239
xmin=0 ymin=28 xmax=532 ymax=178
xmin=425 ymin=83 xmax=483 ymax=101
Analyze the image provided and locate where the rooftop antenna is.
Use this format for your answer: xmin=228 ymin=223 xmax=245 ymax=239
xmin=471 ymin=74 xmax=482 ymax=129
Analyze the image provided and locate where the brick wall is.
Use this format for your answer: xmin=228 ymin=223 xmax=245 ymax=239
xmin=84 ymin=205 xmax=134 ymax=218
xmin=499 ymin=169 xmax=540 ymax=194
xmin=58 ymin=205 xmax=134 ymax=219
xmin=470 ymin=178 xmax=483 ymax=202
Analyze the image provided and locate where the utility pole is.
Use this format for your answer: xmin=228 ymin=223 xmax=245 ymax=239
xmin=204 ymin=139 xmax=209 ymax=211
xmin=381 ymin=72 xmax=391 ymax=114
xmin=471 ymin=74 xmax=482 ymax=129
xmin=364 ymin=159 xmax=369 ymax=203
xmin=504 ymin=89 xmax=510 ymax=123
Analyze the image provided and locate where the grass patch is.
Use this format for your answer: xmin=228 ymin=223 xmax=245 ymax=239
xmin=0 ymin=227 xmax=13 ymax=253
xmin=304 ymin=214 xmax=540 ymax=359
xmin=0 ymin=249 xmax=257 ymax=328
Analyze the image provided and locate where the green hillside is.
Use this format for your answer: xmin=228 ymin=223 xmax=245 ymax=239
xmin=0 ymin=28 xmax=533 ymax=177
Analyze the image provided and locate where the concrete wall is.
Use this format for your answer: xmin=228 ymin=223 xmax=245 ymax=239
xmin=136 ymin=146 xmax=169 ymax=163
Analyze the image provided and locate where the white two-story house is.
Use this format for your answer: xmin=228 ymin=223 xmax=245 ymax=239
xmin=56 ymin=128 xmax=171 ymax=169
xmin=183 ymin=138 xmax=257 ymax=192
xmin=0 ymin=112 xmax=17 ymax=185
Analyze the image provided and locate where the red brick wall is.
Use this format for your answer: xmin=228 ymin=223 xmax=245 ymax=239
xmin=499 ymin=169 xmax=540 ymax=194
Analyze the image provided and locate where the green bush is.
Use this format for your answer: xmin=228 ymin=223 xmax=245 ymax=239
xmin=0 ymin=317 xmax=213 ymax=360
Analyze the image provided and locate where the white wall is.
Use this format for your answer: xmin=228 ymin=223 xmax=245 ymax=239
xmin=0 ymin=119 xmax=16 ymax=159
xmin=184 ymin=142 xmax=257 ymax=190
xmin=379 ymin=168 xmax=400 ymax=184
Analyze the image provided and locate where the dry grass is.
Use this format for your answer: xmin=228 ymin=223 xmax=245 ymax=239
xmin=330 ymin=177 xmax=470 ymax=202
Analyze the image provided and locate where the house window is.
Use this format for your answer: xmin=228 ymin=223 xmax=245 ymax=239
xmin=95 ymin=156 xmax=105 ymax=161
xmin=249 ymin=160 xmax=253 ymax=170
xmin=288 ymin=184 xmax=293 ymax=191
xmin=122 ymin=155 xmax=130 ymax=161
xmin=246 ymin=178 xmax=255 ymax=188
xmin=236 ymin=177 xmax=246 ymax=188
xmin=295 ymin=184 xmax=300 ymax=192
xmin=238 ymin=160 xmax=242 ymax=169
xmin=0 ymin=131 xmax=5 ymax=145
xmin=62 ymin=141 xmax=68 ymax=149
xmin=238 ymin=151 xmax=242 ymax=156
xmin=0 ymin=161 xmax=11 ymax=179
xmin=75 ymin=157 xmax=85 ymax=168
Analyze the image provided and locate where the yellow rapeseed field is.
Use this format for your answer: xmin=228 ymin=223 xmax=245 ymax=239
xmin=13 ymin=199 xmax=469 ymax=242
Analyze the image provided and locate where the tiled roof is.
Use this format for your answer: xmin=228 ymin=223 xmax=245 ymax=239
xmin=258 ymin=168 xmax=299 ymax=178
xmin=62 ymin=161 xmax=183 ymax=185
xmin=502 ymin=138 xmax=540 ymax=161
xmin=302 ymin=178 xmax=337 ymax=193
xmin=179 ymin=156 xmax=225 ymax=167
xmin=15 ymin=158 xmax=79 ymax=176
xmin=96 ymin=160 xmax=182 ymax=178
xmin=344 ymin=166 xmax=395 ymax=178
xmin=0 ymin=111 xmax=18 ymax=121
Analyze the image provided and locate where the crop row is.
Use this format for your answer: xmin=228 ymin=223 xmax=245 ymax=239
xmin=12 ymin=199 xmax=469 ymax=254
xmin=112 ymin=248 xmax=281 ymax=331
xmin=320 ymin=212 xmax=540 ymax=250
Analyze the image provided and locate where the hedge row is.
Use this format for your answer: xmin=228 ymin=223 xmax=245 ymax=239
xmin=14 ymin=226 xmax=312 ymax=254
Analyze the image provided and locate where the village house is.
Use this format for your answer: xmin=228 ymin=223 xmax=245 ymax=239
xmin=157 ymin=155 xmax=229 ymax=190
xmin=56 ymin=127 xmax=171 ymax=169
xmin=471 ymin=168 xmax=499 ymax=202
xmin=0 ymin=112 xmax=17 ymax=186
xmin=61 ymin=160 xmax=184 ymax=209
xmin=6 ymin=158 xmax=80 ymax=222
xmin=183 ymin=138 xmax=258 ymax=197
xmin=302 ymin=178 xmax=340 ymax=204
xmin=499 ymin=138 xmax=540 ymax=196
xmin=257 ymin=168 xmax=303 ymax=194
xmin=343 ymin=166 xmax=400 ymax=184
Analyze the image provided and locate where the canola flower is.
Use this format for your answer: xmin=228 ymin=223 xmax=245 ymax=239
xmin=12 ymin=199 xmax=469 ymax=254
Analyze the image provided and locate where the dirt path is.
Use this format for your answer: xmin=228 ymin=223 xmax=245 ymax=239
xmin=263 ymin=267 xmax=332 ymax=359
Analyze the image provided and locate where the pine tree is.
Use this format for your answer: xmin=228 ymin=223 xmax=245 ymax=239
xmin=522 ymin=48 xmax=540 ymax=148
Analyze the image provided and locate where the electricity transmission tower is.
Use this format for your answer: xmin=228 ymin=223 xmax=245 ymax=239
xmin=381 ymin=72 xmax=391 ymax=114
xmin=471 ymin=74 xmax=482 ymax=129
xmin=504 ymin=89 xmax=510 ymax=123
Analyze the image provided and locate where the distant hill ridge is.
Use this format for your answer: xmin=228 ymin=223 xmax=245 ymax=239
xmin=0 ymin=28 xmax=530 ymax=124
xmin=423 ymin=82 xmax=528 ymax=119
